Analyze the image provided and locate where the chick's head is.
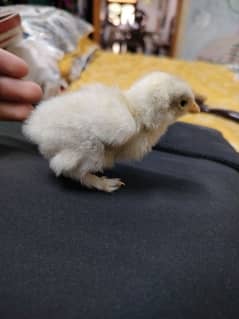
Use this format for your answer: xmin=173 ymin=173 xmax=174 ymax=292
xmin=127 ymin=72 xmax=200 ymax=130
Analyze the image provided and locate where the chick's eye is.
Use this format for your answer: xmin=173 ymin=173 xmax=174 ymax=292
xmin=180 ymin=100 xmax=188 ymax=107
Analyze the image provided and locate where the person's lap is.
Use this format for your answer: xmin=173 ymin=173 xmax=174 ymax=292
xmin=0 ymin=121 xmax=239 ymax=319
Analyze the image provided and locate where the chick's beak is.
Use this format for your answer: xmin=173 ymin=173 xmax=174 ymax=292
xmin=189 ymin=101 xmax=200 ymax=113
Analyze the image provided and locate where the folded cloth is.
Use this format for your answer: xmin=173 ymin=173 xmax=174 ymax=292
xmin=156 ymin=122 xmax=239 ymax=171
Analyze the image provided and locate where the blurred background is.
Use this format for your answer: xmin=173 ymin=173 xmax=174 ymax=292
xmin=1 ymin=0 xmax=239 ymax=62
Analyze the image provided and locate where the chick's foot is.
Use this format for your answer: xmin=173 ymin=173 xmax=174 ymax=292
xmin=81 ymin=173 xmax=125 ymax=192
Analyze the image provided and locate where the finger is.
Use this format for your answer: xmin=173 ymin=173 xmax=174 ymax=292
xmin=0 ymin=77 xmax=43 ymax=103
xmin=0 ymin=102 xmax=33 ymax=121
xmin=0 ymin=49 xmax=29 ymax=78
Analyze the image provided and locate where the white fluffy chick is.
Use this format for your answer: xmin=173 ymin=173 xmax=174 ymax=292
xmin=23 ymin=72 xmax=200 ymax=192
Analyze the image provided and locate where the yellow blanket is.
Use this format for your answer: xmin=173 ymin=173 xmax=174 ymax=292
xmin=60 ymin=48 xmax=239 ymax=151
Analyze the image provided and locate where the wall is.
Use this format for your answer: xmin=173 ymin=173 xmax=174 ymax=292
xmin=179 ymin=0 xmax=239 ymax=60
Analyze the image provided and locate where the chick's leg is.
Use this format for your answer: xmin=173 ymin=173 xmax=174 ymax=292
xmin=55 ymin=145 xmax=124 ymax=192
xmin=80 ymin=173 xmax=125 ymax=192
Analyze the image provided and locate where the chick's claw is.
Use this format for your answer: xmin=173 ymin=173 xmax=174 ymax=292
xmin=101 ymin=177 xmax=125 ymax=192
xmin=80 ymin=173 xmax=125 ymax=192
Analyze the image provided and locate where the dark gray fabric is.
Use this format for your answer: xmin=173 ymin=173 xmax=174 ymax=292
xmin=0 ymin=122 xmax=239 ymax=319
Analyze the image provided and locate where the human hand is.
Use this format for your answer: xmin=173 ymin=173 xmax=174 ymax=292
xmin=0 ymin=48 xmax=42 ymax=121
